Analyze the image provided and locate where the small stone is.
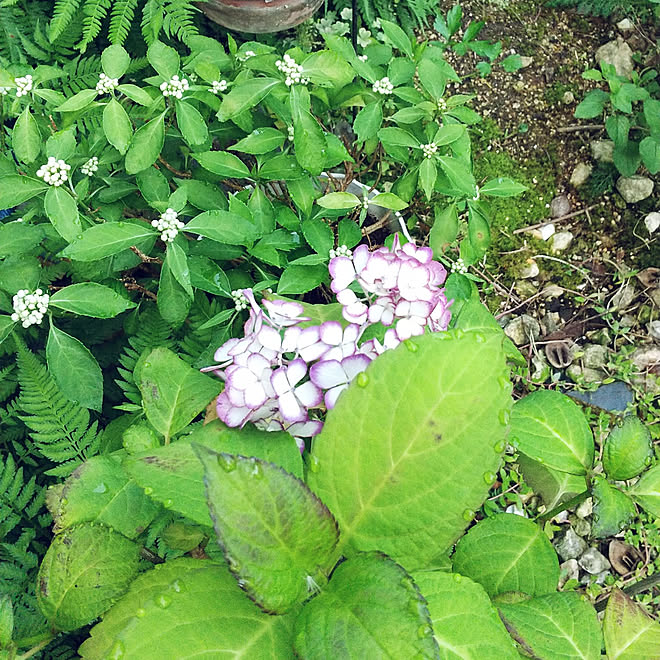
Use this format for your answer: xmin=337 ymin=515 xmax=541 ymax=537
xmin=535 ymin=223 xmax=556 ymax=241
xmin=579 ymin=547 xmax=611 ymax=575
xmin=649 ymin=320 xmax=660 ymax=341
xmin=513 ymin=80 xmax=526 ymax=92
xmin=587 ymin=328 xmax=611 ymax=346
xmin=531 ymin=355 xmax=550 ymax=381
xmin=570 ymin=163 xmax=592 ymax=187
xmin=620 ymin=314 xmax=637 ymax=328
xmin=572 ymin=516 xmax=591 ymax=537
xmin=576 ymin=497 xmax=593 ymax=519
xmin=542 ymin=285 xmax=564 ymax=299
xmin=616 ymin=175 xmax=655 ymax=203
xmin=596 ymin=37 xmax=634 ymax=78
xmin=617 ymin=18 xmax=634 ymax=31
xmin=559 ymin=559 xmax=580 ymax=588
xmin=562 ymin=90 xmax=575 ymax=104
xmin=610 ymin=282 xmax=636 ymax=311
xmin=551 ymin=231 xmax=574 ymax=252
xmin=583 ymin=344 xmax=609 ymax=369
xmin=504 ymin=315 xmax=541 ymax=346
xmin=645 ymin=212 xmax=660 ymax=235
xmin=518 ymin=259 xmax=540 ymax=279
xmin=591 ymin=139 xmax=614 ymax=163
xmin=540 ymin=314 xmax=560 ymax=336
xmin=515 ymin=281 xmax=538 ymax=299
xmin=520 ymin=56 xmax=533 ymax=68
xmin=555 ymin=527 xmax=588 ymax=561
xmin=567 ymin=365 xmax=606 ymax=383
xmin=631 ymin=346 xmax=660 ymax=371
xmin=550 ymin=195 xmax=571 ymax=218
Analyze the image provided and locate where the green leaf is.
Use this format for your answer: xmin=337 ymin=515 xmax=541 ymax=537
xmin=47 ymin=455 xmax=160 ymax=539
xmin=36 ymin=524 xmax=140 ymax=632
xmin=291 ymin=87 xmax=327 ymax=176
xmin=0 ymin=595 xmax=12 ymax=648
xmin=378 ymin=126 xmax=420 ymax=147
xmin=438 ymin=155 xmax=477 ymax=196
xmin=13 ymin=107 xmax=41 ymax=164
xmin=354 ymin=102 xmax=383 ymax=142
xmin=468 ymin=202 xmax=490 ymax=258
xmin=176 ymin=179 xmax=227 ymax=211
xmin=117 ymin=84 xmax=154 ymax=106
xmin=101 ymin=44 xmax=130 ymax=79
xmin=294 ymin=553 xmax=438 ymax=658
xmin=480 ymin=177 xmax=527 ymax=197
xmin=591 ymin=475 xmax=636 ymax=538
xmin=175 ymin=100 xmax=209 ymax=147
xmin=433 ymin=123 xmax=466 ymax=146
xmin=510 ymin=390 xmax=594 ymax=475
xmin=125 ymin=111 xmax=167 ymax=175
xmin=196 ymin=151 xmax=250 ymax=178
xmin=429 ymin=203 xmax=458 ymax=253
xmin=308 ymin=331 xmax=511 ymax=570
xmin=50 ymin=283 xmax=136 ymax=318
xmin=79 ymin=558 xmax=296 ymax=659
xmin=188 ymin=255 xmax=231 ymax=296
xmin=574 ymin=89 xmax=610 ymax=119
xmin=0 ymin=222 xmax=43 ymax=257
xmin=248 ymin=185 xmax=275 ymax=235
xmin=501 ymin=54 xmax=523 ymax=72
xmin=302 ymin=217 xmax=333 ymax=255
xmin=47 ymin=129 xmax=76 ymax=160
xmin=302 ymin=50 xmax=355 ymax=88
xmin=137 ymin=167 xmax=169 ymax=204
xmin=61 ymin=221 xmax=158 ymax=261
xmin=138 ymin=348 xmax=222 ymax=440
xmin=337 ymin=217 xmax=362 ymax=249
xmin=147 ymin=40 xmax=180 ymax=80
xmin=640 ymin=136 xmax=660 ymax=174
xmin=277 ymin=264 xmax=326 ymax=294
xmin=369 ymin=192 xmax=408 ymax=211
xmin=0 ymin=175 xmax=48 ymax=208
xmin=418 ymin=58 xmax=448 ymax=101
xmin=103 ymin=98 xmax=133 ymax=155
xmin=55 ymin=88 xmax=98 ymax=112
xmin=0 ymin=316 xmax=16 ymax=347
xmin=217 ymin=78 xmax=280 ymax=121
xmin=229 ymin=128 xmax=285 ymax=154
xmin=419 ymin=158 xmax=438 ymax=200
xmin=158 ymin=252 xmax=192 ymax=325
xmin=517 ymin=454 xmax=586 ymax=511
xmin=498 ymin=592 xmax=602 ymax=659
xmin=414 ymin=571 xmax=519 ymax=659
xmin=44 ymin=186 xmax=82 ymax=242
xmin=379 ymin=19 xmax=414 ymax=59
xmin=603 ymin=415 xmax=653 ymax=480
xmin=316 ymin=191 xmax=360 ymax=210
xmin=606 ymin=114 xmax=630 ymax=146
xmin=452 ymin=513 xmax=559 ymax=598
xmin=603 ymin=589 xmax=660 ymax=659
xmin=124 ymin=422 xmax=303 ymax=526
xmin=196 ymin=448 xmax=339 ymax=613
xmin=165 ymin=242 xmax=193 ymax=299
xmin=630 ymin=463 xmax=660 ymax=519
xmin=184 ymin=210 xmax=259 ymax=246
xmin=47 ymin=324 xmax=103 ymax=411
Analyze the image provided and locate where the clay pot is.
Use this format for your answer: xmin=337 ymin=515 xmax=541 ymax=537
xmin=199 ymin=0 xmax=324 ymax=33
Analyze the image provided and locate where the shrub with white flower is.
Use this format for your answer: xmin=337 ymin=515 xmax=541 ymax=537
xmin=237 ymin=50 xmax=256 ymax=62
xmin=372 ymin=77 xmax=394 ymax=95
xmin=11 ymin=289 xmax=49 ymax=328
xmin=206 ymin=237 xmax=451 ymax=450
xmin=275 ymin=54 xmax=309 ymax=87
xmin=36 ymin=157 xmax=71 ymax=187
xmin=421 ymin=142 xmax=438 ymax=159
xmin=95 ymin=73 xmax=119 ymax=94
xmin=15 ymin=74 xmax=33 ymax=97
xmin=151 ymin=208 xmax=184 ymax=242
xmin=231 ymin=290 xmax=249 ymax=311
xmin=160 ymin=75 xmax=189 ymax=99
xmin=208 ymin=80 xmax=228 ymax=94
xmin=329 ymin=245 xmax=352 ymax=259
xmin=451 ymin=258 xmax=469 ymax=275
xmin=80 ymin=156 xmax=99 ymax=176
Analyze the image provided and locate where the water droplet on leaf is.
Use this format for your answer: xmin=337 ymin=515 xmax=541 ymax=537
xmin=108 ymin=641 xmax=125 ymax=659
xmin=494 ymin=440 xmax=506 ymax=453
xmin=217 ymin=453 xmax=237 ymax=472
xmin=155 ymin=594 xmax=172 ymax=608
xmin=135 ymin=608 xmax=146 ymax=618
xmin=93 ymin=482 xmax=107 ymax=494
xmin=483 ymin=471 xmax=497 ymax=485
xmin=499 ymin=410 xmax=510 ymax=425
xmin=474 ymin=333 xmax=486 ymax=343
xmin=309 ymin=455 xmax=320 ymax=473
xmin=462 ymin=509 xmax=475 ymax=521
xmin=357 ymin=372 xmax=369 ymax=387
xmin=163 ymin=498 xmax=173 ymax=508
xmin=250 ymin=460 xmax=263 ymax=479
xmin=417 ymin=624 xmax=432 ymax=638
xmin=404 ymin=339 xmax=418 ymax=352
xmin=144 ymin=487 xmax=153 ymax=495
xmin=453 ymin=573 xmax=462 ymax=582
xmin=171 ymin=579 xmax=184 ymax=593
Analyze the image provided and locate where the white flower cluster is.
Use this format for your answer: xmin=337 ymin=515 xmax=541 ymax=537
xmin=237 ymin=50 xmax=256 ymax=62
xmin=451 ymin=258 xmax=469 ymax=275
xmin=11 ymin=289 xmax=49 ymax=328
xmin=80 ymin=156 xmax=99 ymax=176
xmin=36 ymin=157 xmax=71 ymax=187
xmin=151 ymin=208 xmax=184 ymax=242
xmin=96 ymin=72 xmax=119 ymax=94
xmin=329 ymin=245 xmax=352 ymax=259
xmin=160 ymin=75 xmax=189 ymax=99
xmin=357 ymin=54 xmax=368 ymax=62
xmin=209 ymin=80 xmax=228 ymax=94
xmin=0 ymin=87 xmax=10 ymax=96
xmin=372 ymin=77 xmax=393 ymax=95
xmin=15 ymin=75 xmax=33 ymax=97
xmin=275 ymin=54 xmax=309 ymax=87
xmin=421 ymin=142 xmax=438 ymax=159
xmin=287 ymin=125 xmax=295 ymax=142
xmin=437 ymin=98 xmax=448 ymax=112
xmin=232 ymin=290 xmax=249 ymax=311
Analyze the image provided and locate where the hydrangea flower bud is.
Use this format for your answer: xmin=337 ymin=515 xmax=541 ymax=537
xmin=36 ymin=157 xmax=71 ymax=187
xmin=11 ymin=289 xmax=49 ymax=328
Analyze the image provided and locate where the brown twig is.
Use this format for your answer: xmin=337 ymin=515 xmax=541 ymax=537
xmin=556 ymin=124 xmax=604 ymax=133
xmin=122 ymin=280 xmax=157 ymax=300
xmin=513 ymin=204 xmax=599 ymax=235
xmin=495 ymin=290 xmax=547 ymax=320
xmin=362 ymin=209 xmax=393 ymax=237
xmin=157 ymin=155 xmax=192 ymax=178
xmin=130 ymin=245 xmax=163 ymax=264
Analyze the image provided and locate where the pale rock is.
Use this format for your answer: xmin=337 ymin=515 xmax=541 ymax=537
xmin=570 ymin=163 xmax=592 ymax=187
xmin=551 ymin=194 xmax=571 ymax=218
xmin=610 ymin=282 xmax=636 ymax=311
xmin=551 ymin=231 xmax=574 ymax=252
xmin=542 ymin=284 xmax=564 ymax=299
xmin=645 ymin=212 xmax=660 ymax=235
xmin=579 ymin=547 xmax=611 ymax=575
xmin=649 ymin=320 xmax=660 ymax=341
xmin=518 ymin=259 xmax=540 ymax=279
xmin=537 ymin=223 xmax=556 ymax=240
xmin=562 ymin=90 xmax=575 ymax=104
xmin=576 ymin=497 xmax=593 ymax=519
xmin=515 ymin=280 xmax=538 ymax=298
xmin=617 ymin=18 xmax=634 ymax=31
xmin=555 ymin=527 xmax=588 ymax=561
xmin=513 ymin=80 xmax=526 ymax=92
xmin=504 ymin=314 xmax=541 ymax=346
xmin=531 ymin=355 xmax=550 ymax=381
xmin=573 ymin=516 xmax=591 ymax=537
xmin=595 ymin=37 xmax=634 ymax=78
xmin=591 ymin=139 xmax=614 ymax=163
xmin=520 ymin=56 xmax=534 ymax=68
xmin=583 ymin=344 xmax=609 ymax=369
xmin=632 ymin=346 xmax=660 ymax=371
xmin=540 ymin=312 xmax=559 ymax=335
xmin=559 ymin=559 xmax=580 ymax=588
xmin=616 ymin=175 xmax=654 ymax=203
xmin=620 ymin=314 xmax=637 ymax=328
xmin=567 ymin=365 xmax=605 ymax=383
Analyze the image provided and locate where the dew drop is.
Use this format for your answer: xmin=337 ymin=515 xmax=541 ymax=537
xmin=494 ymin=440 xmax=506 ymax=453
xmin=509 ymin=436 xmax=520 ymax=449
xmin=404 ymin=339 xmax=418 ymax=352
xmin=163 ymin=498 xmax=173 ymax=509
xmin=417 ymin=624 xmax=432 ymax=639
xmin=453 ymin=329 xmax=465 ymax=339
xmin=309 ymin=455 xmax=320 ymax=473
xmin=499 ymin=410 xmax=510 ymax=425
xmin=498 ymin=375 xmax=511 ymax=389
xmin=474 ymin=332 xmax=486 ymax=343
xmin=93 ymin=482 xmax=107 ymax=494
xmin=171 ymin=579 xmax=185 ymax=593
xmin=135 ymin=607 xmax=146 ymax=618
xmin=217 ymin=453 xmax=237 ymax=472
xmin=108 ymin=640 xmax=125 ymax=659
xmin=453 ymin=573 xmax=462 ymax=583
xmin=251 ymin=460 xmax=263 ymax=479
xmin=61 ymin=498 xmax=68 ymax=506
xmin=462 ymin=509 xmax=475 ymax=521
xmin=483 ymin=471 xmax=497 ymax=485
xmin=117 ymin=221 xmax=124 ymax=227
xmin=644 ymin=456 xmax=652 ymax=466
xmin=228 ymin=557 xmax=241 ymax=572
xmin=76 ymin=234 xmax=83 ymax=240
xmin=155 ymin=593 xmax=172 ymax=609
xmin=144 ymin=487 xmax=153 ymax=495
xmin=356 ymin=372 xmax=369 ymax=388
xmin=408 ymin=598 xmax=424 ymax=617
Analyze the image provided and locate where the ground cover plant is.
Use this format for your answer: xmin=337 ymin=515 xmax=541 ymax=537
xmin=0 ymin=1 xmax=659 ymax=658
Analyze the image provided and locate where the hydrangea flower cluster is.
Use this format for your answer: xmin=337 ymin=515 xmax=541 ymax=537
xmin=11 ymin=289 xmax=49 ymax=328
xmin=15 ymin=75 xmax=33 ymax=97
xmin=36 ymin=157 xmax=71 ymax=187
xmin=421 ymin=142 xmax=438 ymax=159
xmin=237 ymin=50 xmax=256 ymax=62
xmin=372 ymin=77 xmax=394 ymax=95
xmin=275 ymin=54 xmax=309 ymax=87
xmin=151 ymin=208 xmax=184 ymax=242
xmin=160 ymin=75 xmax=189 ymax=99
xmin=208 ymin=80 xmax=228 ymax=94
xmin=451 ymin=258 xmax=469 ymax=275
xmin=80 ymin=156 xmax=99 ymax=176
xmin=231 ymin=290 xmax=249 ymax=311
xmin=207 ymin=238 xmax=451 ymax=449
xmin=96 ymin=73 xmax=119 ymax=94
xmin=328 ymin=245 xmax=352 ymax=259
xmin=0 ymin=87 xmax=10 ymax=96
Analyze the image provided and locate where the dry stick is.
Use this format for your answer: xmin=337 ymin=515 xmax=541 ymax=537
xmin=495 ymin=290 xmax=547 ymax=320
xmin=556 ymin=124 xmax=604 ymax=133
xmin=513 ymin=204 xmax=599 ymax=235
xmin=157 ymin=154 xmax=192 ymax=178
xmin=595 ymin=573 xmax=660 ymax=613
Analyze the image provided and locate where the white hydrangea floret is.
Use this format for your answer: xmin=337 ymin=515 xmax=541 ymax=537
xmin=287 ymin=125 xmax=295 ymax=142
xmin=421 ymin=142 xmax=438 ymax=159
xmin=0 ymin=87 xmax=10 ymax=96
xmin=372 ymin=76 xmax=394 ymax=95
xmin=357 ymin=54 xmax=368 ymax=62
xmin=451 ymin=258 xmax=468 ymax=275
xmin=209 ymin=80 xmax=228 ymax=94
xmin=231 ymin=289 xmax=249 ymax=311
xmin=237 ymin=50 xmax=256 ymax=62
xmin=329 ymin=245 xmax=352 ymax=259
xmin=96 ymin=72 xmax=119 ymax=94
xmin=160 ymin=75 xmax=189 ymax=99
xmin=15 ymin=74 xmax=33 ymax=97
xmin=437 ymin=98 xmax=448 ymax=112
xmin=151 ymin=208 xmax=184 ymax=242
xmin=36 ymin=157 xmax=71 ymax=187
xmin=80 ymin=156 xmax=99 ymax=177
xmin=275 ymin=54 xmax=308 ymax=87
xmin=11 ymin=289 xmax=49 ymax=328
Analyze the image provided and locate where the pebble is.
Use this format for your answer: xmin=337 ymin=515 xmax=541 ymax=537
xmin=562 ymin=90 xmax=575 ymax=104
xmin=567 ymin=364 xmax=606 ymax=384
xmin=504 ymin=314 xmax=541 ymax=346
xmin=649 ymin=320 xmax=660 ymax=341
xmin=616 ymin=175 xmax=655 ymax=203
xmin=591 ymin=139 xmax=614 ymax=163
xmin=578 ymin=547 xmax=611 ymax=575
xmin=583 ymin=344 xmax=609 ymax=369
xmin=576 ymin=498 xmax=593 ymax=519
xmin=616 ymin=18 xmax=634 ymax=31
xmin=610 ymin=282 xmax=636 ymax=311
xmin=573 ymin=517 xmax=591 ymax=537
xmin=542 ymin=284 xmax=564 ymax=299
xmin=551 ymin=231 xmax=574 ymax=252
xmin=570 ymin=163 xmax=592 ymax=188
xmin=645 ymin=212 xmax=660 ymax=235
xmin=632 ymin=346 xmax=660 ymax=371
xmin=559 ymin=559 xmax=580 ymax=588
xmin=520 ymin=56 xmax=534 ymax=68
xmin=550 ymin=194 xmax=571 ymax=218
xmin=555 ymin=527 xmax=588 ymax=561
xmin=596 ymin=37 xmax=634 ymax=78
xmin=518 ymin=259 xmax=540 ymax=279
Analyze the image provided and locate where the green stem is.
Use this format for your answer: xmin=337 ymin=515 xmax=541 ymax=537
xmin=595 ymin=573 xmax=660 ymax=613
xmin=534 ymin=490 xmax=590 ymax=525
xmin=14 ymin=634 xmax=54 ymax=659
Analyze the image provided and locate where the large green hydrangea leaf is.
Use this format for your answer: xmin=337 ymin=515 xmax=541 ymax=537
xmin=308 ymin=330 xmax=512 ymax=570
xmin=79 ymin=558 xmax=296 ymax=659
xmin=603 ymin=589 xmax=660 ymax=659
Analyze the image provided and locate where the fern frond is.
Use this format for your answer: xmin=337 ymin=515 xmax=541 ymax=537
xmin=0 ymin=454 xmax=46 ymax=539
xmin=48 ymin=0 xmax=81 ymax=43
xmin=16 ymin=341 xmax=102 ymax=472
xmin=178 ymin=294 xmax=224 ymax=365
xmin=163 ymin=0 xmax=199 ymax=44
xmin=109 ymin=0 xmax=139 ymax=45
xmin=77 ymin=0 xmax=112 ymax=52
xmin=141 ymin=0 xmax=164 ymax=45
